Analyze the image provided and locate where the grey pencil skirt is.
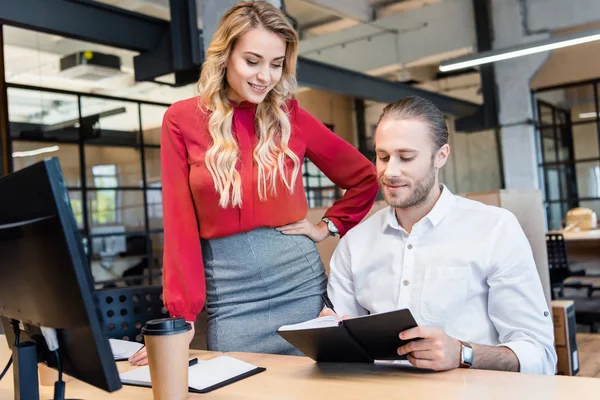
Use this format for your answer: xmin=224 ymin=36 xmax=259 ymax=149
xmin=201 ymin=227 xmax=328 ymax=355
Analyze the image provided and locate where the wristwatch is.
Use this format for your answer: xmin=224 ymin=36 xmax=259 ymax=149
xmin=459 ymin=340 xmax=473 ymax=368
xmin=322 ymin=218 xmax=339 ymax=236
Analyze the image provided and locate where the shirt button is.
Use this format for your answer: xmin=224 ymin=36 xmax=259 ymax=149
xmin=544 ymin=311 xmax=549 ymax=317
xmin=407 ymin=244 xmax=413 ymax=250
xmin=403 ymin=280 xmax=410 ymax=286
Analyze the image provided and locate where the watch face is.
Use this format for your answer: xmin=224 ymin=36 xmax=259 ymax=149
xmin=324 ymin=219 xmax=338 ymax=234
xmin=462 ymin=345 xmax=474 ymax=364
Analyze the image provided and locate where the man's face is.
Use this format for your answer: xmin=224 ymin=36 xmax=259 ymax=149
xmin=374 ymin=118 xmax=447 ymax=209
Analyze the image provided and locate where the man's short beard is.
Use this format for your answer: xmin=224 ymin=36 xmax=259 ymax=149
xmin=382 ymin=162 xmax=436 ymax=209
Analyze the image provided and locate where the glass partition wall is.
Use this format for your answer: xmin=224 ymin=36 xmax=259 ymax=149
xmin=7 ymin=83 xmax=168 ymax=288
xmin=533 ymin=80 xmax=600 ymax=230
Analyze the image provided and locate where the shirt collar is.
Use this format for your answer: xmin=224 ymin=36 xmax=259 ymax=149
xmin=425 ymin=184 xmax=455 ymax=227
xmin=386 ymin=206 xmax=403 ymax=232
xmin=228 ymin=99 xmax=257 ymax=110
xmin=384 ymin=184 xmax=455 ymax=231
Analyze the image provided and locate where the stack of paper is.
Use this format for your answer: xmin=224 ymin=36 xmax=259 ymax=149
xmin=109 ymin=338 xmax=144 ymax=361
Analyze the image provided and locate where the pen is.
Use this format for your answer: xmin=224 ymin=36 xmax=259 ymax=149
xmin=189 ymin=357 xmax=198 ymax=367
xmin=321 ymin=294 xmax=336 ymax=313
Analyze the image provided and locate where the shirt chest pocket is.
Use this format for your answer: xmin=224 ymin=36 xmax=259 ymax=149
xmin=420 ymin=266 xmax=469 ymax=323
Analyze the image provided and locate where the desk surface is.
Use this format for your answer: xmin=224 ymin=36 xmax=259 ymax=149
xmin=1 ymin=342 xmax=600 ymax=399
xmin=578 ymin=333 xmax=600 ymax=378
xmin=555 ymin=228 xmax=600 ymax=242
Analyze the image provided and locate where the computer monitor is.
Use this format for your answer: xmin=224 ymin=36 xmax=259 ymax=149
xmin=0 ymin=158 xmax=122 ymax=397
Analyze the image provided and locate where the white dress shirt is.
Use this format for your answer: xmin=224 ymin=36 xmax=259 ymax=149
xmin=328 ymin=186 xmax=557 ymax=375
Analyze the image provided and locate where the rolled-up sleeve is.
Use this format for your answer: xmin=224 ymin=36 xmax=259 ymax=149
xmin=486 ymin=212 xmax=557 ymax=375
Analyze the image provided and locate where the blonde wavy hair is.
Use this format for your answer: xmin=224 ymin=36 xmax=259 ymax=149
xmin=198 ymin=1 xmax=300 ymax=208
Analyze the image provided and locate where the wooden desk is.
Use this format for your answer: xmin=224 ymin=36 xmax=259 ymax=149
xmin=561 ymin=229 xmax=600 ymax=242
xmin=1 ymin=343 xmax=600 ymax=399
xmin=578 ymin=333 xmax=600 ymax=378
xmin=550 ymin=229 xmax=600 ymax=271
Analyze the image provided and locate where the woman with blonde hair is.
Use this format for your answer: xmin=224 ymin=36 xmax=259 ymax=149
xmin=130 ymin=0 xmax=378 ymax=363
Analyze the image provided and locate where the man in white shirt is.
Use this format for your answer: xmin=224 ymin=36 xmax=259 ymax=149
xmin=323 ymin=96 xmax=557 ymax=375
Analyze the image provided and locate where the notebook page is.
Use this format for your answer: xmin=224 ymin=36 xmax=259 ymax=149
xmin=119 ymin=364 xmax=152 ymax=387
xmin=120 ymin=356 xmax=260 ymax=390
xmin=277 ymin=316 xmax=341 ymax=332
xmin=374 ymin=360 xmax=414 ymax=367
xmin=188 ymin=356 xmax=258 ymax=391
xmin=343 ymin=309 xmax=402 ymax=321
xmin=109 ymin=339 xmax=144 ymax=360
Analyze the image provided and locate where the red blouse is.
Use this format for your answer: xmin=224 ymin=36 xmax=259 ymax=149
xmin=160 ymin=97 xmax=379 ymax=321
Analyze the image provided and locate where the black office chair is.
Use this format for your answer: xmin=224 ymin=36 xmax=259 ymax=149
xmin=569 ymin=298 xmax=600 ymax=333
xmin=546 ymin=233 xmax=594 ymax=297
xmin=119 ymin=235 xmax=151 ymax=287
xmin=547 ymin=233 xmax=600 ymax=332
xmin=95 ymin=285 xmax=168 ymax=343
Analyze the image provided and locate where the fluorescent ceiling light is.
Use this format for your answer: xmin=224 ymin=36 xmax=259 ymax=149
xmin=579 ymin=112 xmax=599 ymax=119
xmin=12 ymin=145 xmax=60 ymax=158
xmin=440 ymin=28 xmax=600 ymax=72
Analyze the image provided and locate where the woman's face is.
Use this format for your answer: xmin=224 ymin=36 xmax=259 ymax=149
xmin=226 ymin=28 xmax=286 ymax=104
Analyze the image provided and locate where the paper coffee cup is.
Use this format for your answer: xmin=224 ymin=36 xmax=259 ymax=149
xmin=142 ymin=318 xmax=192 ymax=400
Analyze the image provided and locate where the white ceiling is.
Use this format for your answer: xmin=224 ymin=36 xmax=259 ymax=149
xmin=94 ymin=0 xmax=171 ymax=21
xmin=91 ymin=0 xmax=345 ymax=28
xmin=91 ymin=0 xmax=410 ymax=36
xmin=285 ymin=0 xmax=342 ymax=26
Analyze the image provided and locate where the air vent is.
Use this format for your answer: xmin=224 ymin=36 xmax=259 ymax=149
xmin=59 ymin=51 xmax=122 ymax=81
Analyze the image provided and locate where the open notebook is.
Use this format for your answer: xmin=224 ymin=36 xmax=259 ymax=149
xmin=278 ymin=315 xmax=342 ymax=331
xmin=119 ymin=356 xmax=266 ymax=394
xmin=278 ymin=309 xmax=419 ymax=363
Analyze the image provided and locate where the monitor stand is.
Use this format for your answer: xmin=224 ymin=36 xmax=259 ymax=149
xmin=12 ymin=341 xmax=39 ymax=399
xmin=12 ymin=341 xmax=81 ymax=400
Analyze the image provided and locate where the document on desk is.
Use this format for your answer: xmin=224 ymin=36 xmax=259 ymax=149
xmin=109 ymin=339 xmax=144 ymax=361
xmin=374 ymin=360 xmax=415 ymax=368
xmin=277 ymin=308 xmax=419 ymax=363
xmin=119 ymin=356 xmax=266 ymax=393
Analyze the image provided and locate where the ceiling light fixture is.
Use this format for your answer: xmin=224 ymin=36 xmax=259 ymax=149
xmin=440 ymin=28 xmax=600 ymax=72
xmin=579 ymin=112 xmax=599 ymax=119
xmin=12 ymin=145 xmax=60 ymax=158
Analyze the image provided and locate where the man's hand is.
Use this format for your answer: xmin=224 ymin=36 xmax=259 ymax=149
xmin=276 ymin=219 xmax=330 ymax=243
xmin=129 ymin=321 xmax=196 ymax=366
xmin=397 ymin=326 xmax=461 ymax=371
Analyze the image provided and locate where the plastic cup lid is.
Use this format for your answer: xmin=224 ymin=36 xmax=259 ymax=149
xmin=141 ymin=317 xmax=192 ymax=336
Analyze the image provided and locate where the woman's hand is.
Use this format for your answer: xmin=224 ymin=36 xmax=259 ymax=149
xmin=129 ymin=322 xmax=196 ymax=366
xmin=319 ymin=307 xmax=351 ymax=320
xmin=276 ymin=218 xmax=330 ymax=243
